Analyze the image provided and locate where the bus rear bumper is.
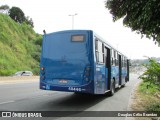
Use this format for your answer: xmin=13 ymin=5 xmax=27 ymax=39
xmin=40 ymin=81 xmax=94 ymax=94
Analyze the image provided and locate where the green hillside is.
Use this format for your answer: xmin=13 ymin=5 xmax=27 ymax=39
xmin=0 ymin=13 xmax=42 ymax=76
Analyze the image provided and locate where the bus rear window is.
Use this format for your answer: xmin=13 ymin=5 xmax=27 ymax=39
xmin=71 ymin=35 xmax=85 ymax=42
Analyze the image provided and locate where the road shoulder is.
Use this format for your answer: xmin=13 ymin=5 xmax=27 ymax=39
xmin=0 ymin=76 xmax=39 ymax=84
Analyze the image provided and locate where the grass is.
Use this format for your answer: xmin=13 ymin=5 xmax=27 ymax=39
xmin=138 ymin=81 xmax=160 ymax=111
xmin=132 ymin=82 xmax=160 ymax=111
xmin=0 ymin=13 xmax=42 ymax=76
xmin=131 ymin=81 xmax=160 ymax=120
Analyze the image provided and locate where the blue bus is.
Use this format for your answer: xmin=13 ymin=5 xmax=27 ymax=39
xmin=40 ymin=30 xmax=129 ymax=95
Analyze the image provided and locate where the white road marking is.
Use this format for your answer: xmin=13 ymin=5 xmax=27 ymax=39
xmin=0 ymin=100 xmax=15 ymax=105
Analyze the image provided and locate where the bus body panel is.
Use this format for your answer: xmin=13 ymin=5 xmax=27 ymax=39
xmin=40 ymin=30 xmax=129 ymax=95
xmin=111 ymin=66 xmax=119 ymax=87
xmin=40 ymin=30 xmax=94 ymax=94
xmin=94 ymin=64 xmax=108 ymax=94
xmin=121 ymin=67 xmax=127 ymax=85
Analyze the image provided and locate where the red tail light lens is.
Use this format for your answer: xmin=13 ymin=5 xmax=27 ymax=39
xmin=85 ymin=67 xmax=91 ymax=77
xmin=41 ymin=67 xmax=45 ymax=71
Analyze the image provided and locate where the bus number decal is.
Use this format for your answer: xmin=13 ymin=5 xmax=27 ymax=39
xmin=68 ymin=87 xmax=82 ymax=92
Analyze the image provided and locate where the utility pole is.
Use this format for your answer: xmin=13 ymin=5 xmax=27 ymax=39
xmin=69 ymin=13 xmax=78 ymax=29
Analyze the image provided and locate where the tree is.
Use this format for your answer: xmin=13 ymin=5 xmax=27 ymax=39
xmin=105 ymin=0 xmax=160 ymax=45
xmin=8 ymin=7 xmax=25 ymax=23
xmin=0 ymin=5 xmax=10 ymax=14
xmin=25 ymin=16 xmax=34 ymax=28
xmin=8 ymin=7 xmax=34 ymax=28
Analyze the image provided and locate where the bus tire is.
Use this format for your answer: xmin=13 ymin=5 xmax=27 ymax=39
xmin=121 ymin=84 xmax=125 ymax=87
xmin=109 ymin=79 xmax=115 ymax=96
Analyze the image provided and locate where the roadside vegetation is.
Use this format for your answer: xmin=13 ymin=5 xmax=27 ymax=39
xmin=0 ymin=13 xmax=42 ymax=76
xmin=138 ymin=58 xmax=160 ymax=111
xmin=131 ymin=58 xmax=160 ymax=113
xmin=138 ymin=81 xmax=160 ymax=111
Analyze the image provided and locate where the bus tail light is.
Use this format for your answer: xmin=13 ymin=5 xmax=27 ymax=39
xmin=41 ymin=67 xmax=45 ymax=80
xmin=84 ymin=66 xmax=91 ymax=81
xmin=85 ymin=67 xmax=91 ymax=76
xmin=85 ymin=72 xmax=90 ymax=76
xmin=41 ymin=76 xmax=45 ymax=80
xmin=41 ymin=67 xmax=45 ymax=71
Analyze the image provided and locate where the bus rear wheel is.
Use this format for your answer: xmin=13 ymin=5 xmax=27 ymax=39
xmin=109 ymin=79 xmax=115 ymax=96
xmin=121 ymin=84 xmax=125 ymax=87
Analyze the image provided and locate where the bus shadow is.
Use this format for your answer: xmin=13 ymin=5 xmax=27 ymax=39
xmin=39 ymin=92 xmax=109 ymax=112
xmin=49 ymin=93 xmax=112 ymax=117
xmin=56 ymin=93 xmax=107 ymax=109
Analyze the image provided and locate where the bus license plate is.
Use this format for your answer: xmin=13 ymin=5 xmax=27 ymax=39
xmin=59 ymin=80 xmax=68 ymax=84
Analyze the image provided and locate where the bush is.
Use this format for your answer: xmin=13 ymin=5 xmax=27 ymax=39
xmin=139 ymin=57 xmax=160 ymax=84
xmin=31 ymin=52 xmax=41 ymax=62
xmin=33 ymin=67 xmax=40 ymax=75
xmin=34 ymin=36 xmax=42 ymax=46
xmin=139 ymin=58 xmax=160 ymax=112
xmin=146 ymin=102 xmax=160 ymax=111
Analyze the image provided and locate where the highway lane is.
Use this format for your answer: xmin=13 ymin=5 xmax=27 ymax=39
xmin=0 ymin=73 xmax=140 ymax=120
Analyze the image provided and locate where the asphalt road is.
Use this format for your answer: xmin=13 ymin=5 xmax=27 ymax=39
xmin=0 ymin=73 xmax=140 ymax=120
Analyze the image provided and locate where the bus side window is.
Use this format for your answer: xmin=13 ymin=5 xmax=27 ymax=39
xmin=95 ymin=39 xmax=99 ymax=62
xmin=98 ymin=41 xmax=104 ymax=63
xmin=104 ymin=47 xmax=107 ymax=64
xmin=112 ymin=49 xmax=116 ymax=66
xmin=114 ymin=51 xmax=118 ymax=66
xmin=111 ymin=49 xmax=113 ymax=65
xmin=124 ymin=57 xmax=127 ymax=67
xmin=121 ymin=56 xmax=123 ymax=67
xmin=116 ymin=53 xmax=119 ymax=66
xmin=122 ymin=56 xmax=124 ymax=67
xmin=95 ymin=39 xmax=104 ymax=64
xmin=95 ymin=40 xmax=98 ymax=50
xmin=102 ymin=43 xmax=104 ymax=63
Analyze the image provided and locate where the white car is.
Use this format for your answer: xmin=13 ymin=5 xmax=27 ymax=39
xmin=13 ymin=71 xmax=33 ymax=76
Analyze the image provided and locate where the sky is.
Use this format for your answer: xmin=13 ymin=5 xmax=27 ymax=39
xmin=1 ymin=0 xmax=160 ymax=59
